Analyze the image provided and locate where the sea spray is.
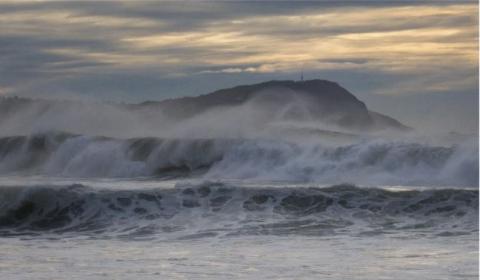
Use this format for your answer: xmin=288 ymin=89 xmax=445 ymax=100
xmin=0 ymin=132 xmax=476 ymax=186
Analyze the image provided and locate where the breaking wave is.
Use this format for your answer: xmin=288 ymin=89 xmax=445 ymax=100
xmin=0 ymin=132 xmax=477 ymax=186
xmin=0 ymin=183 xmax=477 ymax=239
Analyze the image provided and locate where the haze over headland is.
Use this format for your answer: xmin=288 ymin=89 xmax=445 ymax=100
xmin=0 ymin=1 xmax=477 ymax=134
xmin=0 ymin=79 xmax=411 ymax=137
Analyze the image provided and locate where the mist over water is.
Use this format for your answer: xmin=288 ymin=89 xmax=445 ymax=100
xmin=0 ymin=87 xmax=477 ymax=280
xmin=0 ymin=90 xmax=477 ymax=187
xmin=0 ymin=86 xmax=406 ymax=139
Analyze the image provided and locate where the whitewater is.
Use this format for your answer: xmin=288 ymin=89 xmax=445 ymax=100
xmin=0 ymin=131 xmax=476 ymax=186
xmin=0 ymin=130 xmax=477 ymax=279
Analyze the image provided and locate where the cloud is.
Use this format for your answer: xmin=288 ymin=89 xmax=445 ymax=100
xmin=0 ymin=0 xmax=476 ymax=107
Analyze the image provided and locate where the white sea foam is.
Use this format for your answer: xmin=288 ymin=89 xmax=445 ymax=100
xmin=0 ymin=182 xmax=476 ymax=239
xmin=0 ymin=132 xmax=477 ymax=187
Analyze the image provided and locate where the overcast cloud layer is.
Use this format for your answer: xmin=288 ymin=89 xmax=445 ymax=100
xmin=0 ymin=1 xmax=478 ymax=133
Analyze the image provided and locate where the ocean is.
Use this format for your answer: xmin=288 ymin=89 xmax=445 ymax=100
xmin=0 ymin=132 xmax=478 ymax=279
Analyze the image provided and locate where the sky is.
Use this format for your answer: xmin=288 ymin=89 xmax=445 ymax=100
xmin=0 ymin=1 xmax=478 ymax=133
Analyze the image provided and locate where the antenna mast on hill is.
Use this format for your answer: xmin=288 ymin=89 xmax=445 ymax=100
xmin=300 ymin=69 xmax=304 ymax=81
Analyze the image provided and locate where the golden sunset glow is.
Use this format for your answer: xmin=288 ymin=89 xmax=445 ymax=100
xmin=0 ymin=1 xmax=477 ymax=99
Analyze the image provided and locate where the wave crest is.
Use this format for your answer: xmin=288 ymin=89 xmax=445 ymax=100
xmin=0 ymin=132 xmax=477 ymax=186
